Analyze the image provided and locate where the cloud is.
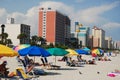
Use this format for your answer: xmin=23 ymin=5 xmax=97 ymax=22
xmin=0 ymin=8 xmax=7 ymax=23
xmin=39 ymin=1 xmax=74 ymax=15
xmin=101 ymin=22 xmax=120 ymax=41
xmin=8 ymin=12 xmax=26 ymax=23
xmin=102 ymin=22 xmax=120 ymax=29
xmin=0 ymin=8 xmax=6 ymax=17
xmin=74 ymin=1 xmax=120 ymax=25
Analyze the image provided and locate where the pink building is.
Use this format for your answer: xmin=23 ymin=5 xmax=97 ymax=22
xmin=38 ymin=8 xmax=70 ymax=45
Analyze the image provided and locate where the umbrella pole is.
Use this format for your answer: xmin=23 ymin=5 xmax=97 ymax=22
xmin=34 ymin=56 xmax=35 ymax=64
xmin=55 ymin=56 xmax=56 ymax=65
xmin=55 ymin=56 xmax=57 ymax=65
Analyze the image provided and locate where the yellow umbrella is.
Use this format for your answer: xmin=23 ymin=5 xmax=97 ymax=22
xmin=66 ymin=49 xmax=78 ymax=56
xmin=0 ymin=44 xmax=18 ymax=57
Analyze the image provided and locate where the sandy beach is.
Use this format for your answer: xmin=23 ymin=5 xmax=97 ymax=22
xmin=1 ymin=53 xmax=120 ymax=80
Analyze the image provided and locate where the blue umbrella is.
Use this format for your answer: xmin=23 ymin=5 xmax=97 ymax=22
xmin=75 ymin=49 xmax=89 ymax=55
xmin=18 ymin=46 xmax=51 ymax=57
xmin=98 ymin=49 xmax=104 ymax=55
xmin=83 ymin=47 xmax=90 ymax=52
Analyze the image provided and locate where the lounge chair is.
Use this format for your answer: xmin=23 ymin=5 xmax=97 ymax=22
xmin=16 ymin=68 xmax=39 ymax=80
xmin=46 ymin=63 xmax=61 ymax=70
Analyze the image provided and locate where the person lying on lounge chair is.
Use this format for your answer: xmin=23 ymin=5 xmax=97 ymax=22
xmin=66 ymin=57 xmax=76 ymax=66
xmin=87 ymin=59 xmax=96 ymax=64
xmin=46 ymin=63 xmax=61 ymax=70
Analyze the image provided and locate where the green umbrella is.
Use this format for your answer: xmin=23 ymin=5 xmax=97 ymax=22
xmin=47 ymin=48 xmax=69 ymax=65
xmin=47 ymin=48 xmax=69 ymax=56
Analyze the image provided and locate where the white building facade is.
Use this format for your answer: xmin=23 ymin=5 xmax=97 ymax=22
xmin=0 ymin=18 xmax=30 ymax=46
xmin=92 ymin=26 xmax=105 ymax=48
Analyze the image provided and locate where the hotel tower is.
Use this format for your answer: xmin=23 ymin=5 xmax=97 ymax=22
xmin=38 ymin=8 xmax=71 ymax=45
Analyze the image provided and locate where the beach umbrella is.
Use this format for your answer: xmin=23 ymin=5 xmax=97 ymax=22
xmin=47 ymin=48 xmax=69 ymax=64
xmin=83 ymin=47 xmax=90 ymax=52
xmin=91 ymin=48 xmax=103 ymax=57
xmin=91 ymin=49 xmax=101 ymax=55
xmin=66 ymin=49 xmax=78 ymax=56
xmin=47 ymin=48 xmax=69 ymax=56
xmin=13 ymin=44 xmax=30 ymax=52
xmin=0 ymin=44 xmax=18 ymax=57
xmin=75 ymin=49 xmax=89 ymax=55
xmin=18 ymin=46 xmax=51 ymax=57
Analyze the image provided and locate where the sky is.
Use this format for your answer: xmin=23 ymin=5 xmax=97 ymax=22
xmin=0 ymin=0 xmax=120 ymax=41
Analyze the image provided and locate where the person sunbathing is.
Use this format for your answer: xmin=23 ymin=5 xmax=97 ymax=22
xmin=87 ymin=59 xmax=96 ymax=64
xmin=114 ymin=69 xmax=120 ymax=73
xmin=0 ymin=61 xmax=9 ymax=77
xmin=103 ymin=56 xmax=111 ymax=61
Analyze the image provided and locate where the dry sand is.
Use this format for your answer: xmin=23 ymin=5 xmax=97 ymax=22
xmin=1 ymin=53 xmax=120 ymax=80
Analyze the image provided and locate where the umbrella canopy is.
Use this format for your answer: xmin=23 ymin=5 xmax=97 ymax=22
xmin=92 ymin=49 xmax=101 ymax=55
xmin=91 ymin=48 xmax=103 ymax=57
xmin=47 ymin=48 xmax=69 ymax=56
xmin=13 ymin=44 xmax=30 ymax=51
xmin=75 ymin=49 xmax=89 ymax=55
xmin=18 ymin=46 xmax=51 ymax=57
xmin=83 ymin=47 xmax=90 ymax=52
xmin=0 ymin=44 xmax=18 ymax=57
xmin=66 ymin=49 xmax=78 ymax=56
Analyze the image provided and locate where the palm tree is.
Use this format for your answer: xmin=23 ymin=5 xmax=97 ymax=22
xmin=38 ymin=36 xmax=46 ymax=45
xmin=17 ymin=33 xmax=27 ymax=39
xmin=30 ymin=35 xmax=38 ymax=45
xmin=5 ymin=39 xmax=13 ymax=47
xmin=1 ymin=24 xmax=5 ymax=44
xmin=3 ymin=33 xmax=8 ymax=43
xmin=30 ymin=35 xmax=46 ymax=46
xmin=0 ymin=33 xmax=8 ymax=45
xmin=17 ymin=33 xmax=27 ymax=44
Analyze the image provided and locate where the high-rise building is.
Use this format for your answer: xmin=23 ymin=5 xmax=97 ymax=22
xmin=92 ymin=26 xmax=105 ymax=48
xmin=116 ymin=41 xmax=120 ymax=49
xmin=74 ymin=22 xmax=90 ymax=48
xmin=38 ymin=8 xmax=71 ymax=45
xmin=105 ymin=37 xmax=112 ymax=49
xmin=0 ymin=18 xmax=30 ymax=46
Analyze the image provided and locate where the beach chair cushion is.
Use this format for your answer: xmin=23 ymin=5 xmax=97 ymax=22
xmin=16 ymin=68 xmax=31 ymax=79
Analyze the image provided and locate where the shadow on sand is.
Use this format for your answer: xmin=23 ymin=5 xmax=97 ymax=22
xmin=58 ymin=67 xmax=78 ymax=70
xmin=46 ymin=72 xmax=61 ymax=76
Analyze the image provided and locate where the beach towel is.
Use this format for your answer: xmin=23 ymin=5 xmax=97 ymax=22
xmin=107 ymin=73 xmax=116 ymax=77
xmin=107 ymin=72 xmax=120 ymax=77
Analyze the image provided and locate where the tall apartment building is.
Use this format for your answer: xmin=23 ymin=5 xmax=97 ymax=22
xmin=74 ymin=22 xmax=90 ymax=48
xmin=0 ymin=18 xmax=30 ymax=46
xmin=116 ymin=41 xmax=120 ymax=49
xmin=92 ymin=26 xmax=105 ymax=48
xmin=38 ymin=8 xmax=71 ymax=45
xmin=105 ymin=37 xmax=112 ymax=49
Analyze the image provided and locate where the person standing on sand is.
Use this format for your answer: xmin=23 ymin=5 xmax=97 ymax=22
xmin=41 ymin=58 xmax=45 ymax=66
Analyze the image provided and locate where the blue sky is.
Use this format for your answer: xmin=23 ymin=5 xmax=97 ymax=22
xmin=0 ymin=0 xmax=120 ymax=41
